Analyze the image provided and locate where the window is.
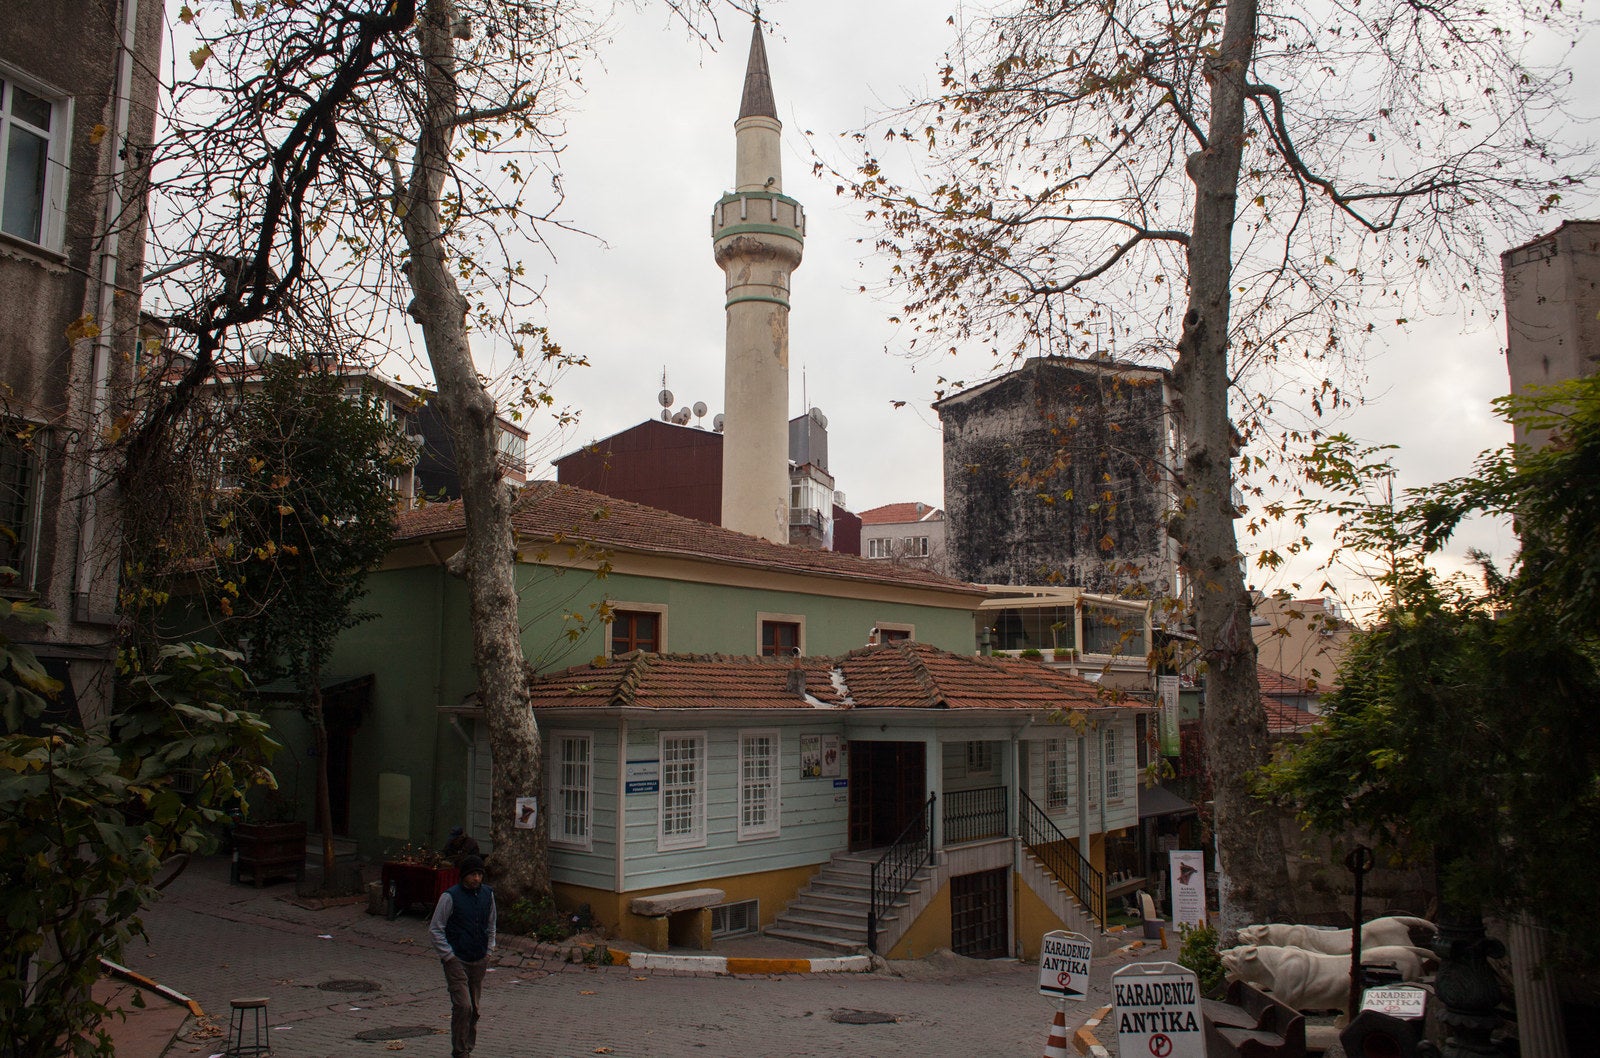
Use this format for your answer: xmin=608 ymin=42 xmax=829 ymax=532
xmin=0 ymin=427 xmax=41 ymax=589
xmin=711 ymin=899 xmax=759 ymax=937
xmin=1045 ymin=739 xmax=1071 ymax=810
xmin=658 ymin=732 xmax=706 ymax=850
xmin=550 ymin=733 xmax=592 ymax=848
xmin=867 ymin=537 xmax=887 ymax=559
xmin=966 ymin=741 xmax=994 ymax=775
xmin=877 ymin=623 xmax=913 ymax=643
xmin=916 ymin=536 xmax=930 ymax=557
xmin=1 ymin=72 xmax=69 ymax=249
xmin=759 ymin=615 xmax=803 ymax=657
xmin=611 ymin=609 xmax=660 ymax=654
xmin=1104 ymin=727 xmax=1121 ymax=801
xmin=738 ymin=730 xmax=780 ymax=839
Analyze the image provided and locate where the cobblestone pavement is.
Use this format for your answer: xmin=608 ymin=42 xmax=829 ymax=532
xmin=135 ymin=857 xmax=1172 ymax=1058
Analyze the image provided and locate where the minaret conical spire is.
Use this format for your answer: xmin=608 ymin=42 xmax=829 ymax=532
xmin=711 ymin=17 xmax=805 ymax=545
xmin=738 ymin=20 xmax=777 ymax=121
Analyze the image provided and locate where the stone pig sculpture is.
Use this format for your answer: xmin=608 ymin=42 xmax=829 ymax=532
xmin=1234 ymin=916 xmax=1435 ymax=954
xmin=1219 ymin=944 xmax=1437 ymax=1013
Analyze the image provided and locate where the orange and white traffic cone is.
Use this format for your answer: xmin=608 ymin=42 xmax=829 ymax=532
xmin=1042 ymin=1006 xmax=1072 ymax=1058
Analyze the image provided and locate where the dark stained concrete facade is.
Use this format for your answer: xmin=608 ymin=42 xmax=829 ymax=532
xmin=936 ymin=356 xmax=1177 ymax=594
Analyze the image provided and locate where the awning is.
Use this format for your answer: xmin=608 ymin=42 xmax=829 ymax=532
xmin=1138 ymin=784 xmax=1196 ymax=820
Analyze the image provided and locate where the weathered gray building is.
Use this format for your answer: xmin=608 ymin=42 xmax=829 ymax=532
xmin=1 ymin=0 xmax=163 ymax=721
xmin=1502 ymin=221 xmax=1600 ymax=448
xmin=935 ymin=356 xmax=1178 ymax=595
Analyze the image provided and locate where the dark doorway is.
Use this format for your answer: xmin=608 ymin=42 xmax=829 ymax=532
xmin=848 ymin=741 xmax=926 ymax=850
xmin=322 ymin=722 xmax=355 ymax=835
xmin=951 ymin=868 xmax=1009 ymax=958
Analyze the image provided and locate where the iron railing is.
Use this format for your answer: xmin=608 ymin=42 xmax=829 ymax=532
xmin=1019 ymin=789 xmax=1106 ymax=928
xmin=867 ymin=792 xmax=936 ymax=953
xmin=942 ymin=785 xmax=1008 ymax=844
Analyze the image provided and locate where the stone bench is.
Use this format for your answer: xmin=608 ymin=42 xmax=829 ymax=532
xmin=628 ymin=888 xmax=726 ymax=952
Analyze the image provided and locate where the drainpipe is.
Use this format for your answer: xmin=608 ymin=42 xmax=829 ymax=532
xmin=73 ymin=0 xmax=139 ymax=625
xmin=615 ymin=718 xmax=628 ymax=894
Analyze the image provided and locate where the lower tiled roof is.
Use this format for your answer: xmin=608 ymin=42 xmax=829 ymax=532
xmin=527 ymin=641 xmax=1143 ymax=714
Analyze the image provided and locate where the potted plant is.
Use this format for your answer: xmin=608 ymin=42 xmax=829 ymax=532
xmin=231 ymin=789 xmax=307 ymax=887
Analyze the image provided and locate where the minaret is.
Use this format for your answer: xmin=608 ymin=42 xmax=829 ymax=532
xmin=713 ymin=19 xmax=805 ymax=543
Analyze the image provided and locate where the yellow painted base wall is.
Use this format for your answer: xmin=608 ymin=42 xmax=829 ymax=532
xmin=1013 ymin=871 xmax=1070 ymax=962
xmin=885 ymin=883 xmax=952 ymax=961
xmin=553 ymin=863 xmax=820 ymax=948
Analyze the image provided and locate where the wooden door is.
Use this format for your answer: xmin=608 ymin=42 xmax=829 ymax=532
xmin=848 ymin=741 xmax=926 ymax=851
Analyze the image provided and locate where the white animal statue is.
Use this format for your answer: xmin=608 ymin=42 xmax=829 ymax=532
xmin=1235 ymin=915 xmax=1435 ymax=954
xmin=1219 ymin=944 xmax=1438 ymax=1013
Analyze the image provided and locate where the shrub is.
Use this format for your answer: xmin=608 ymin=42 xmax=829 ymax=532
xmin=1177 ymin=922 xmax=1225 ymax=996
xmin=1019 ymin=648 xmax=1044 ymax=659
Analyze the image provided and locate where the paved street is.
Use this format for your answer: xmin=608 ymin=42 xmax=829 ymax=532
xmin=133 ymin=857 xmax=1164 ymax=1057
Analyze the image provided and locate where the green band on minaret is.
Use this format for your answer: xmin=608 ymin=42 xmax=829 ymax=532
xmin=726 ymin=295 xmax=791 ymax=309
xmin=713 ymin=223 xmax=804 ymax=245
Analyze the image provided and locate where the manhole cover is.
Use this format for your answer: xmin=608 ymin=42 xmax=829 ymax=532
xmin=353 ymin=1026 xmax=439 ymax=1041
xmin=319 ymin=979 xmax=381 ymax=992
xmin=831 ymin=1009 xmax=898 ymax=1025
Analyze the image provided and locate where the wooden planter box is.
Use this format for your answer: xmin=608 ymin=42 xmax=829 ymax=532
xmin=232 ymin=820 xmax=307 ymax=887
xmin=381 ymin=862 xmax=459 ymax=919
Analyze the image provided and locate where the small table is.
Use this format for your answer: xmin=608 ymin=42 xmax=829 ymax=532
xmin=381 ymin=862 xmax=459 ymax=920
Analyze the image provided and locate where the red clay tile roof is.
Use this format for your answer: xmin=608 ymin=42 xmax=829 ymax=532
xmin=396 ymin=481 xmax=981 ymax=594
xmin=1261 ymin=695 xmax=1320 ymax=736
xmin=1256 ymin=666 xmax=1313 ymax=698
xmin=858 ymin=502 xmax=942 ymax=525
xmin=528 ymin=641 xmax=1141 ymax=714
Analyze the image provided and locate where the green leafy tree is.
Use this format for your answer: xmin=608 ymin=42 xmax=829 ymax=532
xmin=1268 ymin=374 xmax=1600 ymax=955
xmin=219 ymin=356 xmax=409 ymax=882
xmin=1 ymin=609 xmax=276 ymax=1058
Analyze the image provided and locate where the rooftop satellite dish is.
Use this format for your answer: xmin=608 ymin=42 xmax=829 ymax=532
xmin=246 ymin=343 xmax=270 ymax=363
xmin=658 ymin=388 xmax=674 ymax=409
xmin=713 ymin=412 xmax=725 ymax=433
xmin=813 ymin=410 xmax=828 ymax=429
xmin=660 ymin=409 xmax=671 ymax=422
xmin=673 ymin=407 xmax=692 ymax=425
xmin=692 ymin=400 xmax=708 ymax=419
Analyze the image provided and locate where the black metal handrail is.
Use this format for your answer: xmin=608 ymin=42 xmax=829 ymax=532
xmin=867 ymin=792 xmax=936 ymax=953
xmin=942 ymin=785 xmax=1008 ymax=844
xmin=1019 ymin=789 xmax=1106 ymax=927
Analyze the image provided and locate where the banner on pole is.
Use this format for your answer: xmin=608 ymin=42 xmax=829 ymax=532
xmin=1157 ymin=675 xmax=1181 ymax=756
xmin=1169 ymin=850 xmax=1205 ymax=929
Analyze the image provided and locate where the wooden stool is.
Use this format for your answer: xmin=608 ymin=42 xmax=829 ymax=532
xmin=225 ymin=997 xmax=271 ymax=1057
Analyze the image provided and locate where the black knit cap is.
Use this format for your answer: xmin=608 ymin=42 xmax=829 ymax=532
xmin=458 ymin=854 xmax=485 ymax=877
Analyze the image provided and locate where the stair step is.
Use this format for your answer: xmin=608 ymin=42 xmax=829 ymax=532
xmin=763 ymin=926 xmax=864 ymax=953
xmin=784 ymin=902 xmax=870 ymax=925
xmin=775 ymin=912 xmax=873 ymax=937
xmin=793 ymin=892 xmax=873 ymax=912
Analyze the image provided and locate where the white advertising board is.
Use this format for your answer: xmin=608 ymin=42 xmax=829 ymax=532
xmin=1111 ymin=962 xmax=1204 ymax=1058
xmin=1038 ymin=930 xmax=1094 ymax=1001
xmin=1169 ymin=850 xmax=1206 ymax=929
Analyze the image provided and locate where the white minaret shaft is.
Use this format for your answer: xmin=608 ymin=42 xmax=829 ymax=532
xmin=713 ymin=21 xmax=804 ymax=543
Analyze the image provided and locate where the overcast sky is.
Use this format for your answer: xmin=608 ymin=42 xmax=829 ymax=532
xmin=418 ymin=1 xmax=1593 ymax=613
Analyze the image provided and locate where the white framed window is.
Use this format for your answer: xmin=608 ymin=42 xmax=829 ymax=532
xmin=658 ymin=732 xmax=706 ymax=850
xmin=915 ymin=536 xmax=929 ymax=557
xmin=550 ymin=732 xmax=593 ymax=849
xmin=0 ymin=68 xmax=71 ymax=250
xmin=966 ymin=741 xmax=994 ymax=775
xmin=1104 ymin=727 xmax=1122 ymax=801
xmin=867 ymin=537 xmax=886 ymax=559
xmin=738 ymin=729 xmax=780 ymax=840
xmin=1045 ymin=738 xmax=1071 ymax=810
xmin=876 ymin=621 xmax=914 ymax=643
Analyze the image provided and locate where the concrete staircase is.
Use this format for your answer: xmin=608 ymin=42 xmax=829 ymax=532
xmin=1019 ymin=848 xmax=1115 ymax=955
xmin=765 ymin=850 xmax=932 ymax=953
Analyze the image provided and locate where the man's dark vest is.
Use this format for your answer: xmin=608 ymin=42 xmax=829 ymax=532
xmin=443 ymin=882 xmax=493 ymax=961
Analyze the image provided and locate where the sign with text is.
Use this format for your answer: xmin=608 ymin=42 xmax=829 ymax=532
xmin=1112 ymin=962 xmax=1204 ymax=1058
xmin=1038 ymin=930 xmax=1094 ymax=1001
xmin=1362 ymin=987 xmax=1427 ymax=1019
xmin=1169 ymin=850 xmax=1206 ymax=929
xmin=624 ymin=759 xmax=659 ymax=794
xmin=1156 ymin=675 xmax=1181 ymax=756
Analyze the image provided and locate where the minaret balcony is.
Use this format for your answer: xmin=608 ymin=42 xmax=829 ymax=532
xmin=710 ymin=190 xmax=806 ymax=245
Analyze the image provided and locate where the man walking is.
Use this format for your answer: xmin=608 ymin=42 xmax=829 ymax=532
xmin=429 ymin=854 xmax=496 ymax=1058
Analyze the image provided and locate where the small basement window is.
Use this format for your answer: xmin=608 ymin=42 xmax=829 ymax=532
xmin=711 ymin=899 xmax=759 ymax=938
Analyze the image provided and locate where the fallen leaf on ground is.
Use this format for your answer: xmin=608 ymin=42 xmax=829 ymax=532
xmin=579 ymin=990 xmax=596 ymax=995
xmin=385 ymin=1042 xmax=405 ymax=1051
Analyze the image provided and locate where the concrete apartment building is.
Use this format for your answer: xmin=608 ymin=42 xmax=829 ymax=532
xmin=859 ymin=501 xmax=948 ymax=575
xmin=2 ymin=0 xmax=163 ymax=723
xmin=1502 ymin=220 xmax=1600 ymax=447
